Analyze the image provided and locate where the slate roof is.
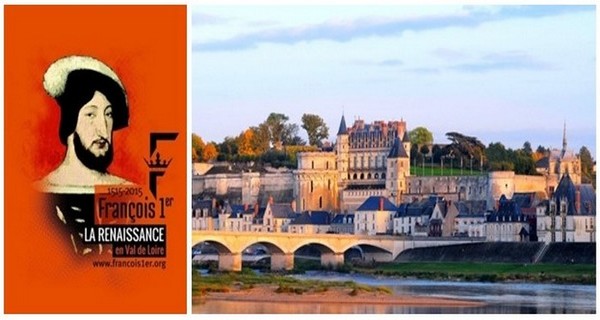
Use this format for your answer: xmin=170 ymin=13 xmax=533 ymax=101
xmin=337 ymin=114 xmax=348 ymax=135
xmin=192 ymin=199 xmax=213 ymax=211
xmin=535 ymin=157 xmax=549 ymax=169
xmin=388 ymin=137 xmax=409 ymax=158
xmin=356 ymin=196 xmax=398 ymax=212
xmin=486 ymin=195 xmax=528 ymax=223
xmin=331 ymin=213 xmax=355 ymax=224
xmin=269 ymin=203 xmax=297 ymax=219
xmin=395 ymin=196 xmax=444 ymax=218
xmin=402 ymin=130 xmax=410 ymax=142
xmin=290 ymin=211 xmax=331 ymax=225
xmin=454 ymin=200 xmax=487 ymax=215
xmin=578 ymin=184 xmax=596 ymax=215
xmin=553 ymin=174 xmax=577 ymax=215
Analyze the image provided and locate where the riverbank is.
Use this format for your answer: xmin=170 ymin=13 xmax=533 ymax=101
xmin=193 ymin=284 xmax=485 ymax=308
xmin=355 ymin=262 xmax=596 ymax=285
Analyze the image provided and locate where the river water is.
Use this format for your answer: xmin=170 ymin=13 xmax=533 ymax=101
xmin=193 ymin=271 xmax=596 ymax=314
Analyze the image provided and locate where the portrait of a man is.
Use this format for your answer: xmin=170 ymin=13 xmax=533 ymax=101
xmin=36 ymin=55 xmax=133 ymax=255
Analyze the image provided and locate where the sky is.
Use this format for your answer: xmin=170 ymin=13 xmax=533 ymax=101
xmin=191 ymin=5 xmax=596 ymax=155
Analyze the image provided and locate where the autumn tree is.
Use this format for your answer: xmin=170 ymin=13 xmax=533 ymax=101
xmin=301 ymin=113 xmax=329 ymax=146
xmin=236 ymin=129 xmax=256 ymax=157
xmin=202 ymin=142 xmax=218 ymax=162
xmin=191 ymin=133 xmax=205 ymax=162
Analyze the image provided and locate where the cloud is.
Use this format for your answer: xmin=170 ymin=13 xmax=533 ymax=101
xmin=432 ymin=48 xmax=469 ymax=60
xmin=405 ymin=67 xmax=441 ymax=74
xmin=450 ymin=51 xmax=552 ymax=72
xmin=192 ymin=13 xmax=232 ymax=26
xmin=378 ymin=59 xmax=403 ymax=66
xmin=193 ymin=5 xmax=593 ymax=52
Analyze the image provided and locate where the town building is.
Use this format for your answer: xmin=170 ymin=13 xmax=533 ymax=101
xmin=288 ymin=211 xmax=332 ymax=234
xmin=536 ymin=174 xmax=596 ymax=243
xmin=354 ymin=196 xmax=397 ymax=235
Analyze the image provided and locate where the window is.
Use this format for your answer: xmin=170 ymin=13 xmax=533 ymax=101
xmin=319 ymin=196 xmax=323 ymax=209
xmin=312 ymin=161 xmax=314 ymax=169
xmin=310 ymin=181 xmax=313 ymax=193
xmin=328 ymin=179 xmax=331 ymax=190
xmin=326 ymin=161 xmax=329 ymax=169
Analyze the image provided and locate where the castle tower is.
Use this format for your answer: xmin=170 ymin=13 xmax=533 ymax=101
xmin=295 ymin=152 xmax=338 ymax=211
xmin=386 ymin=137 xmax=410 ymax=205
xmin=336 ymin=114 xmax=349 ymax=185
xmin=401 ymin=130 xmax=411 ymax=163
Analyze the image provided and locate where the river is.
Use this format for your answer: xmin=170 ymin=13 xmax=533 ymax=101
xmin=193 ymin=271 xmax=596 ymax=314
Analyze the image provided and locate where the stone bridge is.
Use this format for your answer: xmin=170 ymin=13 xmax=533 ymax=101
xmin=192 ymin=231 xmax=482 ymax=271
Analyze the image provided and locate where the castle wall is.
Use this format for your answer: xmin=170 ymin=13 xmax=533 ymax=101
xmin=192 ymin=171 xmax=295 ymax=205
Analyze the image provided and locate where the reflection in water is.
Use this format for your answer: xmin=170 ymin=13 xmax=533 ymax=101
xmin=193 ymin=271 xmax=596 ymax=314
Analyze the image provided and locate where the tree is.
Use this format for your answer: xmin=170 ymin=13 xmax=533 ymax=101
xmin=533 ymin=145 xmax=548 ymax=162
xmin=191 ymin=133 xmax=205 ymax=162
xmin=282 ymin=123 xmax=304 ymax=146
xmin=251 ymin=124 xmax=271 ymax=154
xmin=410 ymin=144 xmax=420 ymax=162
xmin=409 ymin=127 xmax=434 ymax=146
xmin=218 ymin=136 xmax=238 ymax=161
xmin=420 ymin=144 xmax=430 ymax=157
xmin=265 ymin=113 xmax=289 ymax=150
xmin=443 ymin=132 xmax=486 ymax=165
xmin=202 ymin=143 xmax=218 ymax=162
xmin=513 ymin=150 xmax=536 ymax=175
xmin=522 ymin=141 xmax=533 ymax=156
xmin=237 ymin=129 xmax=256 ymax=157
xmin=432 ymin=144 xmax=443 ymax=163
xmin=301 ymin=113 xmax=329 ymax=146
xmin=579 ymin=146 xmax=594 ymax=184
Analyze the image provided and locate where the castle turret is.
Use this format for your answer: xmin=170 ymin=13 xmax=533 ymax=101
xmin=401 ymin=130 xmax=411 ymax=162
xmin=336 ymin=114 xmax=349 ymax=184
xmin=386 ymin=137 xmax=410 ymax=205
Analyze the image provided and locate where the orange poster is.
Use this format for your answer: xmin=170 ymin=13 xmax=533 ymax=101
xmin=4 ymin=6 xmax=187 ymax=313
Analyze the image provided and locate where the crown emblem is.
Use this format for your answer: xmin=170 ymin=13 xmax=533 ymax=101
xmin=144 ymin=152 xmax=172 ymax=170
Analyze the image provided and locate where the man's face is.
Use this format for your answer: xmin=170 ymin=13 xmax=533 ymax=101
xmin=72 ymin=91 xmax=114 ymax=172
xmin=75 ymin=90 xmax=114 ymax=156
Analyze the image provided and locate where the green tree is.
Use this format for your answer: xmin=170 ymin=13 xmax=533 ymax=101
xmin=251 ymin=124 xmax=271 ymax=154
xmin=432 ymin=144 xmax=443 ymax=163
xmin=443 ymin=132 xmax=486 ymax=165
xmin=301 ymin=113 xmax=329 ymax=146
xmin=409 ymin=127 xmax=434 ymax=146
xmin=419 ymin=144 xmax=430 ymax=157
xmin=265 ymin=113 xmax=289 ymax=149
xmin=522 ymin=141 xmax=533 ymax=156
xmin=218 ymin=136 xmax=238 ymax=161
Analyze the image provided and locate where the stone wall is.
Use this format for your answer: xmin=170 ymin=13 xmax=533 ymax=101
xmin=192 ymin=171 xmax=295 ymax=205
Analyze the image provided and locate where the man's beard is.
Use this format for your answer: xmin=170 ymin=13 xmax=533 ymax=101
xmin=73 ymin=133 xmax=114 ymax=173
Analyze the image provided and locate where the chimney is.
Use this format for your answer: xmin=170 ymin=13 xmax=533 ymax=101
xmin=379 ymin=197 xmax=384 ymax=211
xmin=269 ymin=195 xmax=274 ymax=205
xmin=575 ymin=187 xmax=581 ymax=214
xmin=212 ymin=198 xmax=217 ymax=210
xmin=254 ymin=202 xmax=259 ymax=214
xmin=244 ymin=203 xmax=248 ymax=212
xmin=291 ymin=200 xmax=297 ymax=212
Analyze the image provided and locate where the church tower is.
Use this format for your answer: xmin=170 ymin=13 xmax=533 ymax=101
xmin=386 ymin=137 xmax=410 ymax=205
